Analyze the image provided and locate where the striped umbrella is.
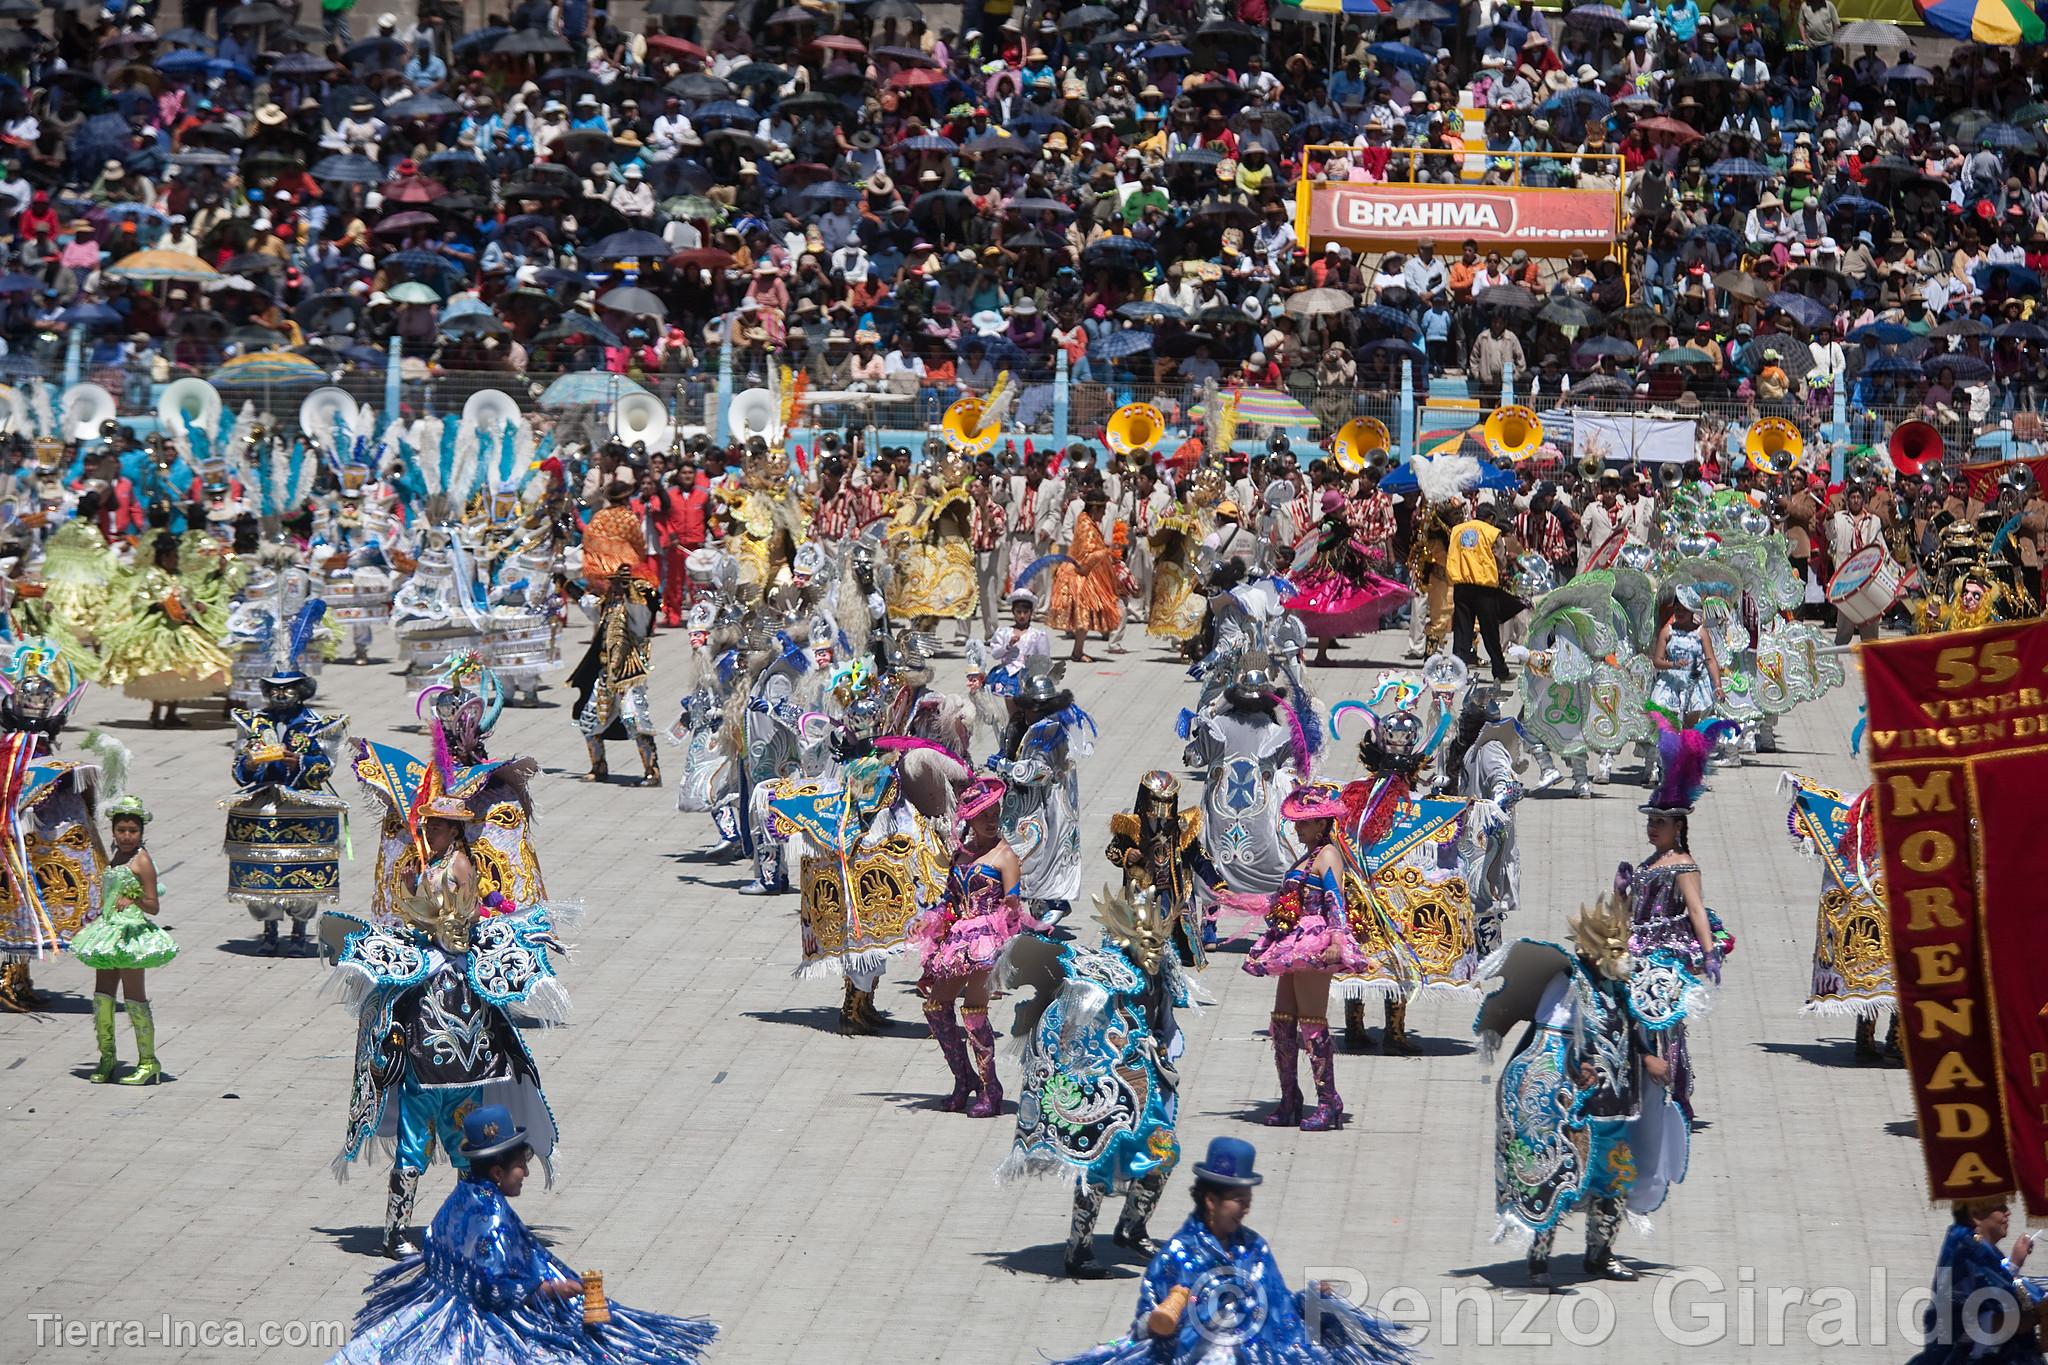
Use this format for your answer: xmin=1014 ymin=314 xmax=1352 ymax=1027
xmin=107 ymin=249 xmax=216 ymax=281
xmin=211 ymin=351 xmax=326 ymax=387
xmin=1229 ymin=388 xmax=1320 ymax=427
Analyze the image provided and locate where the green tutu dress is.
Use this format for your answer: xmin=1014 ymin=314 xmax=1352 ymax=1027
xmin=70 ymin=866 xmax=176 ymax=970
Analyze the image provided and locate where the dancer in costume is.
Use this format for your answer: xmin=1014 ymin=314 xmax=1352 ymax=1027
xmin=1045 ymin=488 xmax=1125 ymax=663
xmin=1442 ymin=690 xmax=1525 ymax=959
xmin=73 ymin=794 xmax=172 ymax=1085
xmin=1785 ymin=777 xmax=1898 ymax=1064
xmin=0 ymin=645 xmax=110 ymax=1012
xmin=354 ymin=654 xmax=547 ymax=927
xmin=1513 ymin=569 xmax=1654 ymax=797
xmin=1145 ymin=498 xmax=1213 ymax=654
xmin=914 ymin=775 xmax=1026 ymax=1117
xmin=34 ymin=519 xmax=118 ymax=646
xmin=1327 ymin=697 xmax=1481 ymax=1056
xmin=1244 ymin=783 xmax=1372 ymax=1133
xmin=99 ymin=531 xmax=234 ymax=728
xmin=733 ymin=597 xmax=827 ymax=897
xmin=670 ymin=592 xmax=746 ymax=855
xmin=1647 ymin=585 xmax=1724 ymax=735
xmin=327 ymin=793 xmax=569 ymax=1259
xmin=1623 ymin=718 xmax=1732 ymax=1119
xmin=1474 ymin=890 xmax=1699 ymax=1288
xmin=1000 ymin=886 xmax=1194 ymax=1279
xmin=226 ymin=610 xmax=348 ymax=955
xmin=567 ymin=535 xmax=662 ymax=786
xmin=989 ymin=658 xmax=1096 ymax=925
xmin=774 ymin=666 xmax=957 ymax=1033
xmin=330 ymin=1104 xmax=716 ymax=1365
xmin=1181 ymin=654 xmax=1304 ymax=899
xmin=1105 ymin=770 xmax=1221 ymax=967
xmin=883 ymin=450 xmax=978 ymax=630
xmin=1902 ymin=1197 xmax=2045 ymax=1365
xmin=1040 ymin=1136 xmax=1414 ymax=1364
xmin=1284 ymin=488 xmax=1406 ymax=664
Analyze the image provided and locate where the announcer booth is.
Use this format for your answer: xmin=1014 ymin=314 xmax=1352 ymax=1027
xmin=1293 ymin=150 xmax=1630 ymax=286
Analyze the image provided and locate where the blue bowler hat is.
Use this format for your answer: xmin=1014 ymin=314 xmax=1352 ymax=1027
xmin=458 ymin=1104 xmax=528 ymax=1160
xmin=1192 ymin=1136 xmax=1263 ymax=1187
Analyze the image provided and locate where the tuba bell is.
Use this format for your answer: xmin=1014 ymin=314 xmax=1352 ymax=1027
xmin=608 ymin=389 xmax=672 ymax=452
xmin=1482 ymin=405 xmax=1542 ymax=462
xmin=1744 ymin=416 xmax=1804 ymax=476
xmin=1104 ymin=401 xmax=1166 ymax=457
xmin=1332 ymin=416 xmax=1391 ymax=475
xmin=1887 ymin=418 xmax=1943 ymax=476
xmin=1657 ymin=461 xmax=1687 ymax=491
xmin=160 ymin=376 xmax=224 ymax=439
xmin=61 ymin=382 xmax=118 ymax=442
xmin=940 ymin=394 xmax=1002 ymax=455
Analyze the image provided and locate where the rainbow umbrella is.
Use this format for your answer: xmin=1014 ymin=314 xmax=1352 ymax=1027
xmin=1227 ymin=387 xmax=1320 ymax=428
xmin=1914 ymin=0 xmax=2043 ymax=44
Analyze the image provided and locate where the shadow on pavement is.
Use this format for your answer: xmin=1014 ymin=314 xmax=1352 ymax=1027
xmin=976 ymin=1241 xmax=1135 ymax=1279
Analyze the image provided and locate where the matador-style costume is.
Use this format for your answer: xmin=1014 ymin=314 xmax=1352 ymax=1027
xmin=567 ymin=497 xmax=661 ymax=785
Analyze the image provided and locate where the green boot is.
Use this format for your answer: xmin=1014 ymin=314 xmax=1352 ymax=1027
xmin=88 ymin=993 xmax=119 ymax=1083
xmin=117 ymin=1000 xmax=160 ymax=1086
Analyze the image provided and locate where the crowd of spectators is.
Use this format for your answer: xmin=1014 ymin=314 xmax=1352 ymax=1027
xmin=10 ymin=0 xmax=2048 ymax=442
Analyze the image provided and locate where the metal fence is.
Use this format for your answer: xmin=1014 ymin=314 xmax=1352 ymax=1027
xmin=79 ymin=356 xmax=2045 ymax=471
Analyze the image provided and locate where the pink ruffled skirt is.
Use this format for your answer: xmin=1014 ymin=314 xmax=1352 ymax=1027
xmin=1285 ymin=566 xmax=1405 ymax=639
xmin=915 ymin=904 xmax=1033 ymax=982
xmin=1242 ymin=914 xmax=1371 ymax=977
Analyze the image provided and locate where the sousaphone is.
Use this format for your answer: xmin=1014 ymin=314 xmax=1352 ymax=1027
xmin=1482 ymin=405 xmax=1543 ymax=462
xmin=1332 ymin=416 xmax=1391 ymax=474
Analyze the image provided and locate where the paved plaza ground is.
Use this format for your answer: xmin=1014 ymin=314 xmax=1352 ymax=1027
xmin=0 ymin=620 xmax=1939 ymax=1363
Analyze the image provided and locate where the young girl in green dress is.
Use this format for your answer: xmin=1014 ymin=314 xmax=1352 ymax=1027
xmin=71 ymin=794 xmax=174 ymax=1085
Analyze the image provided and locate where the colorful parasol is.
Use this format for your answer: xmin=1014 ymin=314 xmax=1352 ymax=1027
xmin=1913 ymin=0 xmax=2043 ymax=43
xmin=1225 ymin=387 xmax=1320 ymax=428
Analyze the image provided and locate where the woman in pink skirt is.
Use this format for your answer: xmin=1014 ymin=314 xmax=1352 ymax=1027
xmin=916 ymin=776 xmax=1029 ymax=1118
xmin=1243 ymin=782 xmax=1372 ymax=1132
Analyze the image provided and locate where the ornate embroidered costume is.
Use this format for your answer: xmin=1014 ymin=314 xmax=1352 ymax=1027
xmin=566 ymin=522 xmax=662 ymax=785
xmin=989 ymin=661 xmax=1096 ymax=914
xmin=1001 ymin=887 xmax=1195 ymax=1279
xmin=1105 ymin=771 xmax=1220 ymax=970
xmin=1181 ymin=658 xmax=1304 ymax=897
xmin=1475 ymin=898 xmax=1701 ymax=1286
xmin=225 ymin=612 xmax=349 ymax=955
xmin=0 ymin=644 xmax=110 ymax=1011
xmin=326 ymin=847 xmax=570 ymax=1260
xmin=332 ymin=1162 xmax=714 ymax=1365
xmin=1044 ymin=1146 xmax=1413 ymax=1365
xmin=1785 ymin=777 xmax=1896 ymax=1062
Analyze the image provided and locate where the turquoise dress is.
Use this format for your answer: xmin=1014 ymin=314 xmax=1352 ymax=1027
xmin=69 ymin=864 xmax=176 ymax=970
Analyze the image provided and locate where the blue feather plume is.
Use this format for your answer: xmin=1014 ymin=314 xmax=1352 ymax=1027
xmin=1010 ymin=553 xmax=1073 ymax=591
xmin=285 ymin=601 xmax=326 ymax=673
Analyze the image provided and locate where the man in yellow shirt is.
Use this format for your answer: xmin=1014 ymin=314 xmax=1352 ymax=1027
xmin=1446 ymin=501 xmax=1521 ymax=681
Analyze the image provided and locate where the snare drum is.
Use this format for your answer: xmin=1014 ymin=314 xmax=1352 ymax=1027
xmin=1825 ymin=545 xmax=1904 ymax=627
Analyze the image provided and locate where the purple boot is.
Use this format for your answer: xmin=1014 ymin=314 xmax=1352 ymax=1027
xmin=925 ymin=999 xmax=979 ymax=1112
xmin=963 ymin=1006 xmax=1003 ymax=1118
xmin=1300 ymin=1018 xmax=1345 ymax=1131
xmin=1262 ymin=1013 xmax=1302 ymax=1127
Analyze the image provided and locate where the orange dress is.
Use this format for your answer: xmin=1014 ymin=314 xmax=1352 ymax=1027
xmin=1046 ymin=512 xmax=1124 ymax=636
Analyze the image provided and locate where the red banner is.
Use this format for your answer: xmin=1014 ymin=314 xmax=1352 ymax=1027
xmin=1296 ymin=183 xmax=1619 ymax=256
xmin=1959 ymin=457 xmax=2048 ymax=505
xmin=1864 ymin=619 xmax=2048 ymax=1215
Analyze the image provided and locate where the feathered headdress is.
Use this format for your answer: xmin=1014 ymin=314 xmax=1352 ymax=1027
xmin=1640 ymin=714 xmax=1738 ymax=815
